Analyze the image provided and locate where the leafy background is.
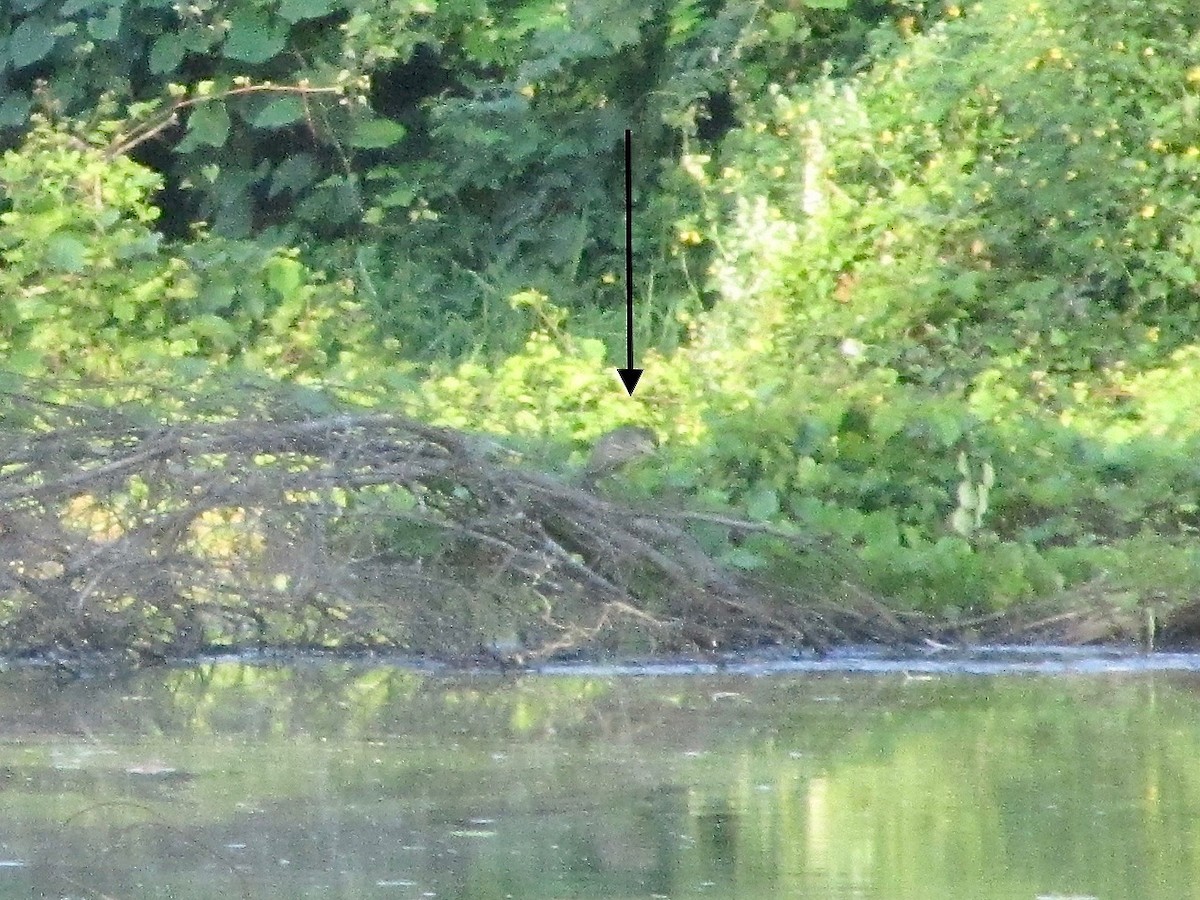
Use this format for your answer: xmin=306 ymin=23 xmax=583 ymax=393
xmin=5 ymin=0 xmax=1200 ymax=616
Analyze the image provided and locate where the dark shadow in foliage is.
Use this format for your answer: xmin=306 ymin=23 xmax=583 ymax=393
xmin=368 ymin=42 xmax=458 ymax=162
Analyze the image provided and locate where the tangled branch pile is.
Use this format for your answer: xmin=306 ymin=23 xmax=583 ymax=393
xmin=0 ymin=386 xmax=921 ymax=667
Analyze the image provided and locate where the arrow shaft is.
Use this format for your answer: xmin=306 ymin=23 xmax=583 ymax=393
xmin=624 ymin=129 xmax=634 ymax=368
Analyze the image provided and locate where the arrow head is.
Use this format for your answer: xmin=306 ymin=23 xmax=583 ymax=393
xmin=616 ymin=368 xmax=644 ymax=395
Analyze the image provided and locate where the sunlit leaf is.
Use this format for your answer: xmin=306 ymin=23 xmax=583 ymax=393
xmin=350 ymin=118 xmax=406 ymax=149
xmin=190 ymin=314 xmax=239 ymax=348
xmin=112 ymin=296 xmax=137 ymax=323
xmin=44 ymin=235 xmax=87 ymax=272
xmin=265 ymin=256 xmax=305 ymax=297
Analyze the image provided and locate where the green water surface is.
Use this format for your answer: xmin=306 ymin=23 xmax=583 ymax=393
xmin=0 ymin=661 xmax=1194 ymax=899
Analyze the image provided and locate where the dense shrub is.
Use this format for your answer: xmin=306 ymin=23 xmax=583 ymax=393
xmin=9 ymin=0 xmax=1200 ymax=617
xmin=0 ymin=115 xmax=379 ymax=383
xmin=0 ymin=0 xmax=897 ymax=357
xmin=674 ymin=0 xmax=1200 ymax=607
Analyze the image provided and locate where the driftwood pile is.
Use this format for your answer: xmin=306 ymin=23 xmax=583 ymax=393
xmin=0 ymin=386 xmax=922 ymax=667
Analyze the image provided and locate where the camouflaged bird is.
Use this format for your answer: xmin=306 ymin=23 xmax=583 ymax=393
xmin=581 ymin=426 xmax=658 ymax=488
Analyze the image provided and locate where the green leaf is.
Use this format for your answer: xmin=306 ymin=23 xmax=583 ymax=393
xmin=277 ymin=0 xmax=336 ymax=23
xmin=350 ymin=118 xmax=406 ymax=149
xmin=596 ymin=19 xmax=641 ymax=50
xmin=268 ymin=153 xmax=317 ymax=197
xmin=251 ymin=96 xmax=306 ymax=128
xmin=745 ymin=484 xmax=780 ymax=521
xmin=264 ymin=256 xmax=304 ymax=297
xmin=375 ymin=181 xmax=417 ymax=208
xmin=44 ymin=235 xmax=87 ymax=272
xmin=7 ymin=18 xmax=56 ymax=69
xmin=223 ymin=13 xmax=287 ymax=63
xmin=766 ymin=11 xmax=799 ymax=40
xmin=666 ymin=0 xmax=702 ymax=47
xmin=0 ymin=92 xmax=31 ymax=127
xmin=60 ymin=0 xmax=103 ymax=14
xmin=180 ymin=103 xmax=230 ymax=150
xmin=189 ymin=314 xmax=239 ymax=348
xmin=197 ymin=281 xmax=237 ymax=313
xmin=112 ymin=296 xmax=137 ymax=323
xmin=722 ymin=547 xmax=765 ymax=571
xmin=948 ymin=507 xmax=973 ymax=537
xmin=931 ymin=412 xmax=963 ymax=447
xmin=5 ymin=349 xmax=45 ymax=374
xmin=948 ymin=271 xmax=980 ymax=302
xmin=149 ymin=34 xmax=184 ymax=74
xmin=957 ymin=482 xmax=977 ymax=510
xmin=86 ymin=5 xmax=122 ymax=40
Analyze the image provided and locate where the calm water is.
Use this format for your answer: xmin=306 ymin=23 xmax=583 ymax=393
xmin=0 ymin=651 xmax=1197 ymax=899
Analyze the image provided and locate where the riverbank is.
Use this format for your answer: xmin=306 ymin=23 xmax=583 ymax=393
xmin=5 ymin=393 xmax=1200 ymax=673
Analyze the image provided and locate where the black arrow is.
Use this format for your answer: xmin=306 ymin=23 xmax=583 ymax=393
xmin=616 ymin=128 xmax=643 ymax=395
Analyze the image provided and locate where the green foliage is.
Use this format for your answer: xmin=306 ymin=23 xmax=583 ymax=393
xmin=351 ymin=0 xmax=899 ymax=357
xmin=647 ymin=0 xmax=1200 ymax=610
xmin=0 ymin=0 xmax=380 ymax=239
xmin=948 ymin=453 xmax=994 ymax=541
xmin=0 ymin=115 xmax=190 ymax=375
xmin=0 ymin=0 xmax=895 ymax=364
xmin=691 ymin=0 xmax=1200 ymax=389
xmin=12 ymin=0 xmax=1200 ymax=624
xmin=0 ymin=115 xmax=380 ymax=381
xmin=414 ymin=293 xmax=665 ymax=468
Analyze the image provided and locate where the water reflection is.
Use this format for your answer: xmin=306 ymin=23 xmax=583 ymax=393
xmin=0 ymin=657 xmax=1196 ymax=898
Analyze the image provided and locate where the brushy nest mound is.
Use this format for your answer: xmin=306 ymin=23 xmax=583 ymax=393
xmin=0 ymin=384 xmax=930 ymax=668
